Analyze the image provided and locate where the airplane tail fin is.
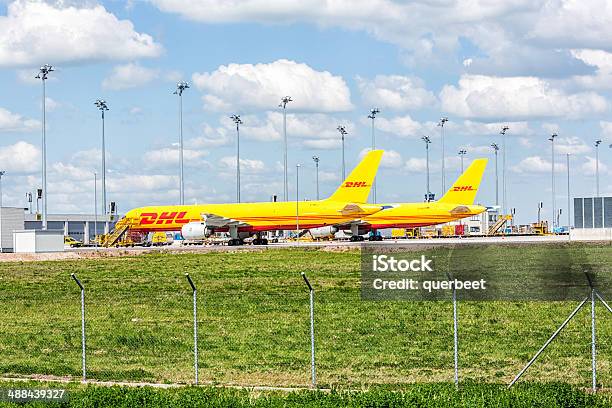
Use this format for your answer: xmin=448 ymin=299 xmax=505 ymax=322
xmin=326 ymin=150 xmax=384 ymax=203
xmin=438 ymin=158 xmax=488 ymax=205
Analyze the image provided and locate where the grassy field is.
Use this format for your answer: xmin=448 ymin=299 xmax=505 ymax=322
xmin=0 ymin=243 xmax=610 ymax=389
xmin=0 ymin=381 xmax=611 ymax=407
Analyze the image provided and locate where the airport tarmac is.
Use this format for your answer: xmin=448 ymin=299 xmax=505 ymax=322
xmin=0 ymin=234 xmax=604 ymax=263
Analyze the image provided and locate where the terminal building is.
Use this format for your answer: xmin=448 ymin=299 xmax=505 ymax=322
xmin=571 ymin=196 xmax=612 ymax=240
xmin=0 ymin=208 xmax=117 ymax=252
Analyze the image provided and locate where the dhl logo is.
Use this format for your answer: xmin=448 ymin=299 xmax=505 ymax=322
xmin=452 ymin=185 xmax=475 ymax=192
xmin=343 ymin=181 xmax=368 ymax=188
xmin=140 ymin=211 xmax=190 ymax=225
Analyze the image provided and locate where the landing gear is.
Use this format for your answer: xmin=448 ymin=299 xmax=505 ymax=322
xmin=350 ymin=235 xmax=365 ymax=242
xmin=227 ymin=238 xmax=244 ymax=246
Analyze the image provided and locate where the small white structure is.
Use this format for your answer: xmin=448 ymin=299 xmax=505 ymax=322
xmin=13 ymin=229 xmax=64 ymax=253
xmin=0 ymin=207 xmax=25 ymax=252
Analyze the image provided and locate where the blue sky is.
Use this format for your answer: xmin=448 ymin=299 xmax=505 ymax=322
xmin=1 ymin=0 xmax=612 ymax=224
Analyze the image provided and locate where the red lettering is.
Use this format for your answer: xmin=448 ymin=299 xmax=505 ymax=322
xmin=140 ymin=212 xmax=158 ymax=225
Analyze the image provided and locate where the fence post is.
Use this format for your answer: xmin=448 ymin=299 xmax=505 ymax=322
xmin=445 ymin=272 xmax=458 ymax=388
xmin=301 ymin=272 xmax=316 ymax=388
xmin=70 ymin=273 xmax=86 ymax=382
xmin=185 ymin=273 xmax=198 ymax=385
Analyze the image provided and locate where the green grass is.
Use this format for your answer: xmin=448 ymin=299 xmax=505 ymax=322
xmin=0 ymin=381 xmax=611 ymax=407
xmin=0 ymin=243 xmax=610 ymax=389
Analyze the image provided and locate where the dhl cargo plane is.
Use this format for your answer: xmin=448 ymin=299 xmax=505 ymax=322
xmin=116 ymin=150 xmax=384 ymax=245
xmin=309 ymin=158 xmax=488 ymax=241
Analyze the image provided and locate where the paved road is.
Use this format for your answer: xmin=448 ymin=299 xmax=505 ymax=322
xmin=62 ymin=234 xmax=587 ymax=255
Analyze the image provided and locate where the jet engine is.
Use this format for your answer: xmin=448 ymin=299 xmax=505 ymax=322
xmin=181 ymin=222 xmax=213 ymax=240
xmin=308 ymin=226 xmax=338 ymax=239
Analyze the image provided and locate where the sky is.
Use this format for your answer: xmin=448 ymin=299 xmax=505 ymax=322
xmin=1 ymin=0 xmax=612 ymax=225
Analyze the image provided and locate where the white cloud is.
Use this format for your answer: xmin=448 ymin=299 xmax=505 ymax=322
xmin=440 ymin=75 xmax=608 ymax=120
xmin=513 ymin=156 xmax=566 ymax=174
xmin=219 ymin=156 xmax=266 ymax=173
xmin=375 ymin=115 xmax=432 ymax=138
xmin=44 ymin=97 xmax=60 ymax=112
xmin=51 ymin=162 xmax=92 ymax=181
xmin=189 ymin=123 xmax=233 ymax=148
xmin=0 ymin=107 xmax=39 ymax=132
xmin=318 ymin=171 xmax=339 ymax=182
xmin=570 ymin=49 xmax=612 ymax=90
xmin=581 ymin=156 xmax=609 ymax=176
xmin=143 ymin=147 xmax=209 ymax=168
xmin=356 ymin=75 xmax=437 ymax=110
xmin=359 ymin=148 xmax=403 ymax=169
xmin=192 ymin=59 xmax=352 ymax=112
xmin=108 ymin=174 xmax=178 ymax=193
xmin=555 ymin=136 xmax=591 ymax=155
xmin=217 ymin=112 xmax=354 ymax=148
xmin=0 ymin=141 xmax=40 ymax=172
xmin=0 ymin=1 xmax=162 ymax=67
xmin=459 ymin=120 xmax=532 ymax=136
xmin=599 ymin=121 xmax=612 ymax=144
xmin=102 ymin=63 xmax=159 ymax=90
xmin=529 ymin=1 xmax=612 ymax=51
xmin=404 ymin=158 xmax=428 ymax=173
xmin=150 ymin=0 xmax=608 ymax=76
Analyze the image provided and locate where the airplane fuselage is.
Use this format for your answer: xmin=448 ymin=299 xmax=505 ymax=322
xmin=124 ymin=200 xmax=382 ymax=233
xmin=361 ymin=202 xmax=487 ymax=230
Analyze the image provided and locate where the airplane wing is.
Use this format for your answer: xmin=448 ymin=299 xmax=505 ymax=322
xmin=201 ymin=213 xmax=251 ymax=228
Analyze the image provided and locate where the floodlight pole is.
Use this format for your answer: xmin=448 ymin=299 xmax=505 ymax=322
xmin=174 ymin=82 xmax=189 ymax=205
xmin=312 ymin=156 xmax=320 ymax=200
xmin=566 ymin=153 xmax=571 ymax=238
xmin=71 ymin=273 xmax=86 ymax=382
xmin=185 ymin=273 xmax=198 ymax=385
xmin=500 ymin=126 xmax=509 ymax=215
xmin=595 ymin=140 xmax=602 ymax=197
xmin=296 ymin=164 xmax=300 ymax=243
xmin=368 ymin=109 xmax=380 ymax=203
xmin=438 ymin=118 xmax=448 ymax=192
xmin=231 ymin=115 xmax=243 ymax=203
xmin=36 ymin=64 xmax=53 ymax=230
xmin=337 ymin=126 xmax=347 ymax=180
xmin=549 ymin=134 xmax=557 ymax=228
xmin=491 ymin=143 xmax=499 ymax=207
xmin=458 ymin=149 xmax=467 ymax=173
xmin=422 ymin=136 xmax=432 ymax=201
xmin=280 ymin=96 xmax=292 ymax=202
xmin=301 ymin=272 xmax=316 ymax=388
xmin=94 ymin=172 xmax=98 ymax=249
xmin=445 ymin=271 xmax=459 ymax=387
xmin=94 ymin=99 xmax=109 ymax=233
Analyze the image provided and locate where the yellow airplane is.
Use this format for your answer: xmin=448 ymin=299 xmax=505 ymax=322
xmin=325 ymin=158 xmax=488 ymax=241
xmin=113 ymin=150 xmax=384 ymax=245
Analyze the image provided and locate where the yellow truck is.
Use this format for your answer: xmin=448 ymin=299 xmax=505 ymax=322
xmin=64 ymin=236 xmax=83 ymax=248
xmin=151 ymin=232 xmax=172 ymax=246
